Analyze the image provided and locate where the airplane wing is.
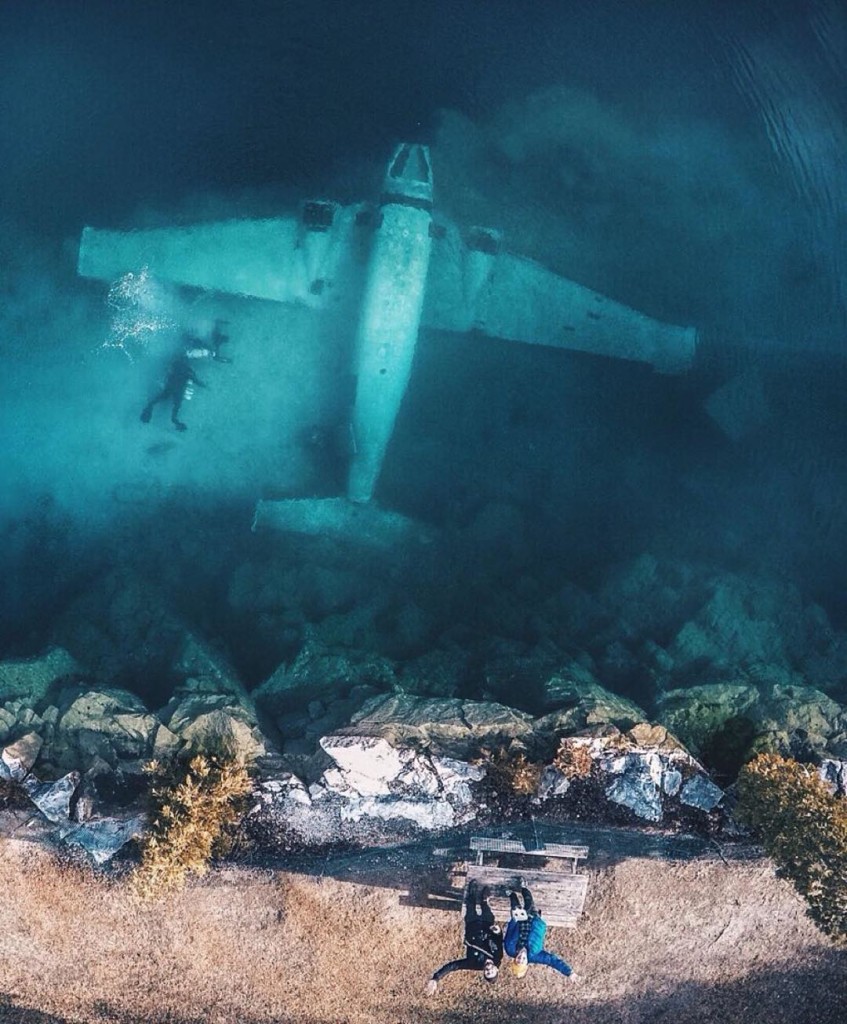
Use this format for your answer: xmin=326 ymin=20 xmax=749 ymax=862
xmin=421 ymin=224 xmax=697 ymax=373
xmin=78 ymin=202 xmax=372 ymax=310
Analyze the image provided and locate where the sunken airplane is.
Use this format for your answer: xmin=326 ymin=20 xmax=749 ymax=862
xmin=78 ymin=143 xmax=697 ymax=544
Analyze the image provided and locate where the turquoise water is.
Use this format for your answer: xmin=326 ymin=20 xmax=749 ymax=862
xmin=0 ymin=1 xmax=845 ymax=736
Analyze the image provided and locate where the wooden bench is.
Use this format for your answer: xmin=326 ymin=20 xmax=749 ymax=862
xmin=463 ymin=835 xmax=590 ymax=928
xmin=461 ymin=866 xmax=588 ymax=929
xmin=470 ymin=836 xmax=589 ymax=874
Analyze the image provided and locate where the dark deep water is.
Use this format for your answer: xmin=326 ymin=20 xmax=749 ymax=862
xmin=1 ymin=0 xmax=846 ymax=736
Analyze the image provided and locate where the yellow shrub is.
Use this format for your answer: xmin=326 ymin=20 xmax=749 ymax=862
xmin=736 ymin=753 xmax=847 ymax=942
xmin=130 ymin=755 xmax=252 ymax=901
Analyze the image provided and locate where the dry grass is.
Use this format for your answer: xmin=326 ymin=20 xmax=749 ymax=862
xmin=1 ymin=836 xmax=845 ymax=1024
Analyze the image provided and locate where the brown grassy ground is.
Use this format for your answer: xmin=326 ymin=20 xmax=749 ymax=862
xmin=0 ymin=837 xmax=844 ymax=1024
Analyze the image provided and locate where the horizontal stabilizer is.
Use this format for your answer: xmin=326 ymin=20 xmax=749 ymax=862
xmin=252 ymin=497 xmax=434 ymax=548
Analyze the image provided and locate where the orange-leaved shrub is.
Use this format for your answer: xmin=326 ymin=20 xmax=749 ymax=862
xmin=478 ymin=746 xmax=544 ymax=796
xmin=735 ymin=752 xmax=847 ymax=942
xmin=130 ymin=755 xmax=252 ymax=901
xmin=553 ymin=738 xmax=594 ymax=779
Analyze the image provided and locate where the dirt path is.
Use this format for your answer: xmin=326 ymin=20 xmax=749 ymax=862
xmin=0 ymin=832 xmax=844 ymax=1024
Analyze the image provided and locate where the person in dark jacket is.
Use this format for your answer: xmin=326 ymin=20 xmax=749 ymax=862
xmin=504 ymin=879 xmax=576 ymax=980
xmin=426 ymin=882 xmax=503 ymax=994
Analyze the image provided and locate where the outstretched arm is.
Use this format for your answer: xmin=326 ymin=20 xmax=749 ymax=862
xmin=532 ymin=949 xmax=573 ymax=976
xmin=432 ymin=957 xmax=475 ymax=982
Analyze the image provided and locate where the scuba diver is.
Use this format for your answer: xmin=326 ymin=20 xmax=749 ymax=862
xmin=140 ymin=321 xmax=232 ymax=431
xmin=139 ymin=349 xmax=206 ymax=432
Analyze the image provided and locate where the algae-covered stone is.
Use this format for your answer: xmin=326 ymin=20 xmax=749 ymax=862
xmin=656 ymin=684 xmax=759 ymax=760
xmin=254 ymin=636 xmax=396 ymax=714
xmin=657 ymin=682 xmax=847 ymax=764
xmin=164 ymin=693 xmax=268 ymax=761
xmin=338 ymin=693 xmax=534 ymax=759
xmin=0 ymin=648 xmax=81 ymax=706
xmin=535 ymin=678 xmax=647 ymax=737
xmin=49 ymin=689 xmax=161 ymax=771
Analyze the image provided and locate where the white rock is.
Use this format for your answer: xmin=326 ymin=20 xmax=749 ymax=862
xmin=818 ymin=758 xmax=846 ymax=796
xmin=339 ymin=795 xmax=456 ymax=828
xmin=319 ymin=735 xmax=407 ymax=797
xmin=24 ymin=772 xmax=80 ymax=823
xmin=606 ymin=769 xmax=663 ymax=822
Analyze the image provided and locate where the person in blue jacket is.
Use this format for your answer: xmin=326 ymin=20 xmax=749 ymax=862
xmin=504 ymin=879 xmax=577 ymax=980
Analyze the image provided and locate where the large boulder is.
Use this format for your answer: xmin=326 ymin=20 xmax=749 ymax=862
xmin=754 ymin=684 xmax=847 ymax=759
xmin=656 ymin=683 xmax=760 ymax=761
xmin=656 ymin=682 xmax=847 ymax=767
xmin=337 ymin=693 xmax=535 ymax=759
xmin=47 ymin=688 xmax=171 ymax=773
xmin=253 ymin=736 xmax=486 ymax=840
xmin=161 ymin=686 xmax=271 ymax=762
xmin=535 ymin=677 xmax=648 ymax=736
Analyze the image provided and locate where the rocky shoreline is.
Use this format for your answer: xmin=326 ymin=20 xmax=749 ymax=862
xmin=2 ymin=551 xmax=846 ymax=867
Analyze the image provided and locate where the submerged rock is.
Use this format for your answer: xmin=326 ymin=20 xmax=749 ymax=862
xmin=254 ymin=635 xmax=396 ymax=714
xmin=0 ymin=648 xmax=82 ymax=707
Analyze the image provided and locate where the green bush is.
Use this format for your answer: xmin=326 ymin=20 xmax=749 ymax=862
xmin=736 ymin=753 xmax=847 ymax=942
xmin=130 ymin=755 xmax=252 ymax=901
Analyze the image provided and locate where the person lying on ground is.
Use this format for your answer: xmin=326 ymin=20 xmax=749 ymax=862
xmin=505 ymin=879 xmax=578 ymax=980
xmin=426 ymin=882 xmax=503 ymax=995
